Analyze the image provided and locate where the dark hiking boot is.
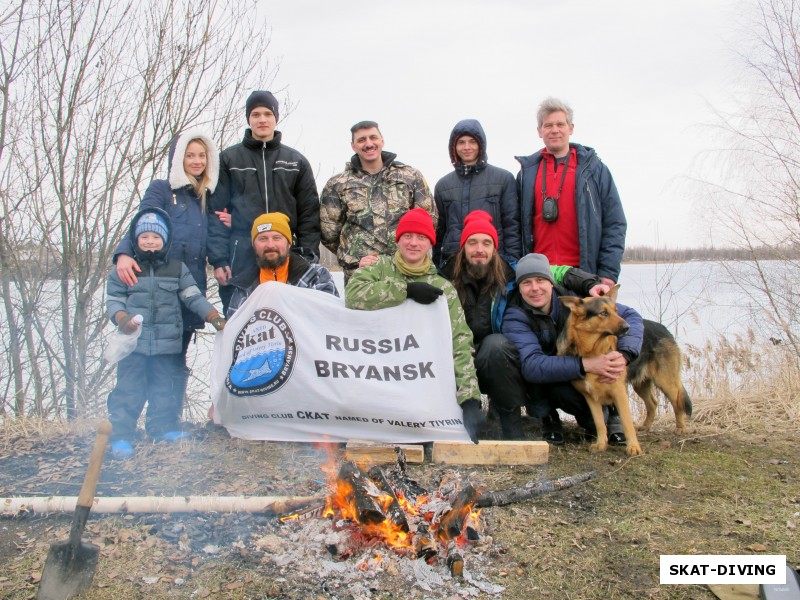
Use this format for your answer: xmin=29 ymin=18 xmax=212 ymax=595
xmin=498 ymin=407 xmax=526 ymax=440
xmin=541 ymin=410 xmax=565 ymax=445
xmin=607 ymin=413 xmax=626 ymax=446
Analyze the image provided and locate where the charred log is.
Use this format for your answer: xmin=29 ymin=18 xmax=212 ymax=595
xmin=476 ymin=471 xmax=597 ymax=508
xmin=337 ymin=461 xmax=386 ymax=525
xmin=389 ymin=448 xmax=429 ymax=502
xmin=414 ymin=521 xmax=437 ymax=562
xmin=437 ymin=484 xmax=481 ymax=541
xmin=367 ymin=466 xmax=409 ymax=533
xmin=446 ymin=540 xmax=464 ymax=577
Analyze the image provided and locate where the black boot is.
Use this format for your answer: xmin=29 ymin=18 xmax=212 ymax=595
xmin=541 ymin=410 xmax=565 ymax=445
xmin=498 ymin=407 xmax=526 ymax=440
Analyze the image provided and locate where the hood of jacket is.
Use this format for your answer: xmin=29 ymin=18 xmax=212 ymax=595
xmin=167 ymin=127 xmax=220 ymax=193
xmin=127 ymin=206 xmax=174 ymax=265
xmin=449 ymin=119 xmax=487 ymax=174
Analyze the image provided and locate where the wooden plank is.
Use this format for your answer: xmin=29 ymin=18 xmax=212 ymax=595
xmin=344 ymin=441 xmax=425 ymax=464
xmin=431 ymin=441 xmax=549 ymax=465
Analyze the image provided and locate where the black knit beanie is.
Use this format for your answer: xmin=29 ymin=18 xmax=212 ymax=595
xmin=246 ymin=91 xmax=279 ymax=122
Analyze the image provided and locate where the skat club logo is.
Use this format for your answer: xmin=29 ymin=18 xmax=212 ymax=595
xmin=226 ymin=308 xmax=296 ymax=396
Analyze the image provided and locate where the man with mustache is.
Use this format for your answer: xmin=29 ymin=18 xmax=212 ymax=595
xmin=321 ymin=121 xmax=436 ymax=283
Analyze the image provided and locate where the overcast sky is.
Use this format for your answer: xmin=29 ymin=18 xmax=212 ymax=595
xmin=256 ymin=0 xmax=748 ymax=249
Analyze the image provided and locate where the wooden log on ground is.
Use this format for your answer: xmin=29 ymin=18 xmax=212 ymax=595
xmin=366 ymin=466 xmax=409 ymax=532
xmin=1 ymin=495 xmax=323 ymax=516
xmin=337 ymin=461 xmax=386 ymax=525
xmin=345 ymin=440 xmax=424 ymax=465
xmin=437 ymin=484 xmax=481 ymax=541
xmin=431 ymin=440 xmax=549 ymax=465
xmin=476 ymin=471 xmax=598 ymax=507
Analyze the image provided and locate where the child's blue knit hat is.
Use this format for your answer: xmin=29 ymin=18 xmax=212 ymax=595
xmin=135 ymin=212 xmax=168 ymax=243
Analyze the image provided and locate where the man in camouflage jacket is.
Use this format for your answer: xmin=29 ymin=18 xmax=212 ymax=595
xmin=345 ymin=208 xmax=485 ymax=443
xmin=321 ymin=121 xmax=436 ymax=283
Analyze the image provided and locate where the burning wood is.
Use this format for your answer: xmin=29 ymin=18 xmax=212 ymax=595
xmin=436 ymin=483 xmax=482 ymax=542
xmin=367 ymin=466 xmax=409 ymax=533
xmin=413 ymin=521 xmax=437 ymax=561
xmin=446 ymin=539 xmax=464 ymax=577
xmin=334 ymin=461 xmax=386 ymax=526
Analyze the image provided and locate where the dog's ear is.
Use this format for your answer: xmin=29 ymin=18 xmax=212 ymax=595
xmin=559 ymin=296 xmax=583 ymax=313
xmin=607 ymin=284 xmax=621 ymax=304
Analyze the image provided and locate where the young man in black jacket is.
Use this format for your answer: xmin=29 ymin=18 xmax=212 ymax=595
xmin=209 ymin=91 xmax=321 ymax=311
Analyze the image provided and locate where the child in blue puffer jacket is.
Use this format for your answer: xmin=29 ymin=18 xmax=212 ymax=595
xmin=105 ymin=208 xmax=226 ymax=459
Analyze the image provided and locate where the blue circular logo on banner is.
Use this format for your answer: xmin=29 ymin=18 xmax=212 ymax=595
xmin=226 ymin=308 xmax=296 ymax=396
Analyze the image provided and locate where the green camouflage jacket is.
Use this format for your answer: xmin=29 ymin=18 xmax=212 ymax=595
xmin=320 ymin=151 xmax=436 ymax=279
xmin=345 ymin=255 xmax=480 ymax=405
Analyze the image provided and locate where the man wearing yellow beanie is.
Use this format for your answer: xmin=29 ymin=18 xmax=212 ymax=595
xmin=225 ymin=212 xmax=338 ymax=317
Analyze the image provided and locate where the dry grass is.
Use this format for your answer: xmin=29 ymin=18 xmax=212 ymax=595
xmin=0 ymin=341 xmax=798 ymax=599
xmin=683 ymin=334 xmax=800 ymax=434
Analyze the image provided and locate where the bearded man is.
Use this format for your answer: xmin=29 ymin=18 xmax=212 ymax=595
xmin=441 ymin=210 xmax=609 ymax=441
xmin=226 ymin=212 xmax=338 ymax=317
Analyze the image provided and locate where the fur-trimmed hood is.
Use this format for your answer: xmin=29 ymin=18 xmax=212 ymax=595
xmin=167 ymin=128 xmax=220 ymax=193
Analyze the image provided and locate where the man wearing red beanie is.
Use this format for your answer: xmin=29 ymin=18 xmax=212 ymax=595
xmin=346 ymin=208 xmax=486 ymax=443
xmin=441 ymin=209 xmax=610 ymax=441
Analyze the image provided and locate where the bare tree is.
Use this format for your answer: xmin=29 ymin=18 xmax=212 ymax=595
xmin=0 ymin=0 xmax=281 ymax=418
xmin=698 ymin=0 xmax=800 ymax=360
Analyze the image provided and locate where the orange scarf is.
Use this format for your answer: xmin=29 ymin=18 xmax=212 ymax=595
xmin=259 ymin=258 xmax=290 ymax=284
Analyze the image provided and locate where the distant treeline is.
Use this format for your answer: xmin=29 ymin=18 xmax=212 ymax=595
xmin=623 ymin=245 xmax=800 ymax=262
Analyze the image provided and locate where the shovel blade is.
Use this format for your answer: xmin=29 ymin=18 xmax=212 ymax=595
xmin=36 ymin=540 xmax=100 ymax=600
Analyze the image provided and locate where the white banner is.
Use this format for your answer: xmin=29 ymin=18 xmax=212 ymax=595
xmin=210 ymin=282 xmax=470 ymax=443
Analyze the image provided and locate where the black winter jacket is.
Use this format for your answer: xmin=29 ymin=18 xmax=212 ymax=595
xmin=434 ymin=119 xmax=521 ymax=266
xmin=208 ymin=130 xmax=320 ymax=277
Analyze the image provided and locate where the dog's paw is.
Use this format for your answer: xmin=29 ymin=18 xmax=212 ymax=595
xmin=626 ymin=443 xmax=642 ymax=457
xmin=589 ymin=441 xmax=607 ymax=453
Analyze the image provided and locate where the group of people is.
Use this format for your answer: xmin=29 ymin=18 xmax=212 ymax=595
xmin=104 ymin=90 xmax=642 ymax=458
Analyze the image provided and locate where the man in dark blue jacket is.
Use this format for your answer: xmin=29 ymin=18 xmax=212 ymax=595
xmin=442 ymin=212 xmax=610 ymax=441
xmin=516 ymin=98 xmax=626 ymax=288
xmin=434 ymin=119 xmax=520 ymax=267
xmin=502 ymin=253 xmax=643 ymax=445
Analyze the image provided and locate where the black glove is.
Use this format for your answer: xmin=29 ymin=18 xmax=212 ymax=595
xmin=461 ymin=399 xmax=486 ymax=444
xmin=406 ymin=282 xmax=444 ymax=304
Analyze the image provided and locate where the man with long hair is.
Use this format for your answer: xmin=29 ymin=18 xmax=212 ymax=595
xmin=442 ymin=210 xmax=610 ymax=441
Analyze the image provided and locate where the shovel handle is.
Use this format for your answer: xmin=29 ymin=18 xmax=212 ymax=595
xmin=76 ymin=421 xmax=112 ymax=509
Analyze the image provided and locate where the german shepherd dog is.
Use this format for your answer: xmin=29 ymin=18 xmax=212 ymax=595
xmin=557 ymin=286 xmax=692 ymax=456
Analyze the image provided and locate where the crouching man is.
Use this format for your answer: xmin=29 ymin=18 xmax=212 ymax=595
xmin=442 ymin=210 xmax=610 ymax=440
xmin=502 ymin=253 xmax=643 ymax=445
xmin=345 ymin=208 xmax=486 ymax=443
xmin=226 ymin=212 xmax=339 ymax=318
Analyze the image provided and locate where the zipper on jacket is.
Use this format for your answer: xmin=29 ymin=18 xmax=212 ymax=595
xmin=268 ymin=142 xmax=269 ymax=212
xmin=172 ymin=193 xmax=177 ymax=205
xmin=231 ymin=239 xmax=239 ymax=270
xmin=585 ymin=183 xmax=599 ymax=217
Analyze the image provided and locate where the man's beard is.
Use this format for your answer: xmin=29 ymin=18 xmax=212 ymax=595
xmin=257 ymin=251 xmax=289 ymax=270
xmin=465 ymin=259 xmax=490 ymax=280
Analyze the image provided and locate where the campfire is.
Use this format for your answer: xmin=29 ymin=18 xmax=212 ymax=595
xmin=281 ymin=449 xmax=484 ymax=577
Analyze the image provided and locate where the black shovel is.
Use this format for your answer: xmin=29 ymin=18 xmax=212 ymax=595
xmin=37 ymin=420 xmax=112 ymax=600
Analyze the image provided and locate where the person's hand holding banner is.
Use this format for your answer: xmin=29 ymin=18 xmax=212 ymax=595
xmin=460 ymin=399 xmax=486 ymax=444
xmin=406 ymin=282 xmax=443 ymax=304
